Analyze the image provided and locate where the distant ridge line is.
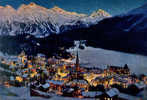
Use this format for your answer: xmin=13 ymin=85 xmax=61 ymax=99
xmin=0 ymin=0 xmax=49 ymax=6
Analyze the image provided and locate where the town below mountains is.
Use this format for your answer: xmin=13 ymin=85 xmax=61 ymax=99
xmin=0 ymin=51 xmax=147 ymax=100
xmin=1 ymin=2 xmax=147 ymax=100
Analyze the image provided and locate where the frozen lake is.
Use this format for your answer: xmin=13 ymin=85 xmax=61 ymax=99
xmin=69 ymin=47 xmax=147 ymax=74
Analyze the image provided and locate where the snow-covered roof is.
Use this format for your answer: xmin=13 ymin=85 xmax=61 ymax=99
xmin=43 ymin=70 xmax=48 ymax=75
xmin=37 ymin=53 xmax=46 ymax=57
xmin=134 ymin=83 xmax=145 ymax=89
xmin=63 ymin=88 xmax=74 ymax=93
xmin=119 ymin=93 xmax=140 ymax=100
xmin=31 ymin=89 xmax=51 ymax=97
xmin=9 ymin=57 xmax=18 ymax=61
xmin=82 ymin=91 xmax=103 ymax=97
xmin=9 ymin=66 xmax=14 ymax=69
xmin=46 ymin=80 xmax=64 ymax=85
xmin=106 ymin=88 xmax=119 ymax=97
xmin=72 ymin=79 xmax=88 ymax=84
xmin=22 ymin=74 xmax=28 ymax=78
xmin=42 ymin=83 xmax=50 ymax=89
xmin=10 ymin=76 xmax=15 ymax=81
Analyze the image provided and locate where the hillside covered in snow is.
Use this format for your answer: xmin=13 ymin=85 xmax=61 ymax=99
xmin=0 ymin=3 xmax=110 ymax=38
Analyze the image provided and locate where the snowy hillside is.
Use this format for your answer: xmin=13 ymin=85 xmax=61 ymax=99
xmin=0 ymin=3 xmax=111 ymax=38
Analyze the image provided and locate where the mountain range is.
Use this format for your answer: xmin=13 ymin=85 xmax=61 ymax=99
xmin=0 ymin=0 xmax=146 ymax=15
xmin=1 ymin=2 xmax=147 ymax=56
xmin=0 ymin=3 xmax=110 ymax=38
xmin=59 ymin=3 xmax=147 ymax=56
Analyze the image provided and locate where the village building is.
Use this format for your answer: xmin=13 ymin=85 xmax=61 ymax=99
xmin=100 ymin=88 xmax=120 ymax=100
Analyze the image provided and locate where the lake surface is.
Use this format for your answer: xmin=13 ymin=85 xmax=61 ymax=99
xmin=69 ymin=47 xmax=147 ymax=74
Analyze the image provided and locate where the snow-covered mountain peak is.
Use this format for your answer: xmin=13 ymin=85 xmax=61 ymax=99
xmin=50 ymin=6 xmax=87 ymax=17
xmin=5 ymin=5 xmax=14 ymax=9
xmin=0 ymin=6 xmax=4 ymax=9
xmin=0 ymin=5 xmax=17 ymax=23
xmin=17 ymin=3 xmax=50 ymax=22
xmin=90 ymin=9 xmax=111 ymax=18
xmin=0 ymin=3 xmax=111 ymax=37
xmin=28 ymin=2 xmax=37 ymax=6
xmin=51 ymin=6 xmax=65 ymax=12
xmin=0 ymin=5 xmax=16 ymax=14
xmin=18 ymin=2 xmax=48 ymax=10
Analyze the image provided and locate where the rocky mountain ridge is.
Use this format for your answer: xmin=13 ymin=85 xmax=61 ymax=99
xmin=0 ymin=2 xmax=111 ymax=38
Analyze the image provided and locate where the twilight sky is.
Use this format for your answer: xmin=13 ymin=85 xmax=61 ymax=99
xmin=0 ymin=0 xmax=147 ymax=15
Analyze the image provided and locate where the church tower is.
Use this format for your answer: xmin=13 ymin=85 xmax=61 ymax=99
xmin=76 ymin=51 xmax=80 ymax=71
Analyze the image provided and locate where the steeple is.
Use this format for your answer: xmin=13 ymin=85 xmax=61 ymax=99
xmin=76 ymin=51 xmax=80 ymax=71
xmin=75 ymin=51 xmax=80 ymax=80
xmin=19 ymin=50 xmax=25 ymax=57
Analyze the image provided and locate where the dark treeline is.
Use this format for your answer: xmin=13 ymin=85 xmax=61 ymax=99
xmin=0 ymin=34 xmax=74 ymax=58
